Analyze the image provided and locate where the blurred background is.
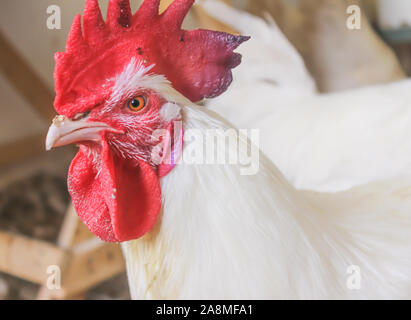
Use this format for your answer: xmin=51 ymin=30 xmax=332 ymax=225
xmin=0 ymin=0 xmax=410 ymax=299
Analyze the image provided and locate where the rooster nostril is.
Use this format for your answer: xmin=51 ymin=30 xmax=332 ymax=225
xmin=72 ymin=111 xmax=91 ymax=121
xmin=52 ymin=115 xmax=66 ymax=127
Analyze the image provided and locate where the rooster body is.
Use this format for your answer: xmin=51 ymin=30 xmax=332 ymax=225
xmin=123 ymin=101 xmax=411 ymax=299
xmin=46 ymin=0 xmax=411 ymax=300
xmin=210 ymin=79 xmax=411 ymax=192
xmin=201 ymin=1 xmax=411 ymax=192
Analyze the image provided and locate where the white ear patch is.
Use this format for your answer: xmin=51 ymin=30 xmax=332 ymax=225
xmin=160 ymin=102 xmax=182 ymax=122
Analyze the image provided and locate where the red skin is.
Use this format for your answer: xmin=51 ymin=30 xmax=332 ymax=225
xmin=89 ymin=90 xmax=168 ymax=167
xmin=67 ymin=89 xmax=181 ymax=242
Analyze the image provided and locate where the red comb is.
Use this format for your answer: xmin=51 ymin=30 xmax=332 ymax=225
xmin=54 ymin=0 xmax=249 ymax=115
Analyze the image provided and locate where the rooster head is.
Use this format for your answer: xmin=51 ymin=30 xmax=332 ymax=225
xmin=45 ymin=0 xmax=249 ymax=242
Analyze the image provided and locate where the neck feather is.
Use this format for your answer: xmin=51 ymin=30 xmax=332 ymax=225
xmin=122 ymin=104 xmax=328 ymax=299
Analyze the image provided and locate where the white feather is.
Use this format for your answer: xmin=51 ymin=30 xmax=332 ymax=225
xmin=160 ymin=102 xmax=182 ymax=122
xmin=111 ymin=37 xmax=411 ymax=300
xmin=201 ymin=1 xmax=411 ymax=192
xmin=209 ymin=79 xmax=411 ymax=192
xmin=122 ymin=103 xmax=411 ymax=299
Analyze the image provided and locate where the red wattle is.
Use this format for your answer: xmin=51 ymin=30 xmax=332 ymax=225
xmin=68 ymin=139 xmax=162 ymax=242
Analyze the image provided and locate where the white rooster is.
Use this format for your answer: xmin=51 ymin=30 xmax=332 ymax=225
xmin=201 ymin=0 xmax=411 ymax=192
xmin=46 ymin=0 xmax=411 ymax=299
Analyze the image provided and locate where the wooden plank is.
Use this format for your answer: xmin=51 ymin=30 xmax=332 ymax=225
xmin=69 ymin=219 xmax=96 ymax=247
xmin=37 ymin=204 xmax=92 ymax=300
xmin=160 ymin=0 xmax=237 ymax=34
xmin=0 ymin=231 xmax=68 ymax=285
xmin=192 ymin=0 xmax=238 ymax=34
xmin=0 ymin=133 xmax=46 ymax=168
xmin=56 ymin=204 xmax=95 ymax=249
xmin=37 ymin=285 xmax=86 ymax=300
xmin=55 ymin=204 xmax=80 ymax=248
xmin=159 ymin=0 xmax=174 ymax=13
xmin=0 ymin=31 xmax=55 ymax=121
xmin=53 ymin=243 xmax=125 ymax=298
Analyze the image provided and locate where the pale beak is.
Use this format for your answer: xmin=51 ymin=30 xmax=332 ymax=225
xmin=46 ymin=115 xmax=116 ymax=150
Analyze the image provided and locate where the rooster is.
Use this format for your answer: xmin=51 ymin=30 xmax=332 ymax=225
xmin=201 ymin=0 xmax=411 ymax=192
xmin=46 ymin=0 xmax=411 ymax=299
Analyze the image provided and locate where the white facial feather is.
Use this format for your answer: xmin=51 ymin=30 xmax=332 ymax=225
xmin=104 ymin=58 xmax=192 ymax=114
xmin=97 ymin=58 xmax=187 ymax=165
xmin=159 ymin=102 xmax=182 ymax=122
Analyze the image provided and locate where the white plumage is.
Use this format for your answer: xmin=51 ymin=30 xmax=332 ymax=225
xmin=47 ymin=0 xmax=411 ymax=301
xmin=201 ymin=0 xmax=411 ymax=192
xmin=119 ymin=3 xmax=411 ymax=299
xmin=123 ymin=98 xmax=411 ymax=299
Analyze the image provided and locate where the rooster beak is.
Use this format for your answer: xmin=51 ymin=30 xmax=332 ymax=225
xmin=45 ymin=115 xmax=115 ymax=150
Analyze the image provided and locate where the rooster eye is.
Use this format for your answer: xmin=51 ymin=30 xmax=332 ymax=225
xmin=128 ymin=96 xmax=147 ymax=112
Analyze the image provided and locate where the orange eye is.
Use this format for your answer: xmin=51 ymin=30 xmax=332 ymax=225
xmin=128 ymin=96 xmax=147 ymax=112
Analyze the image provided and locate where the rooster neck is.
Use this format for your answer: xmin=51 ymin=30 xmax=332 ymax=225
xmin=122 ymin=105 xmax=332 ymax=299
xmin=120 ymin=104 xmax=411 ymax=300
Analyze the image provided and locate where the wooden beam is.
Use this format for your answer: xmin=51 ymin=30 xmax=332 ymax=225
xmin=192 ymin=0 xmax=238 ymax=34
xmin=37 ymin=204 xmax=95 ymax=300
xmin=37 ymin=204 xmax=124 ymax=299
xmin=0 ymin=133 xmax=46 ymax=168
xmin=159 ymin=0 xmax=174 ymax=13
xmin=0 ymin=31 xmax=55 ymax=121
xmin=0 ymin=231 xmax=68 ymax=285
xmin=54 ymin=243 xmax=126 ymax=299
xmin=56 ymin=204 xmax=95 ymax=249
xmin=192 ymin=8 xmax=237 ymax=34
xmin=160 ymin=0 xmax=237 ymax=34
